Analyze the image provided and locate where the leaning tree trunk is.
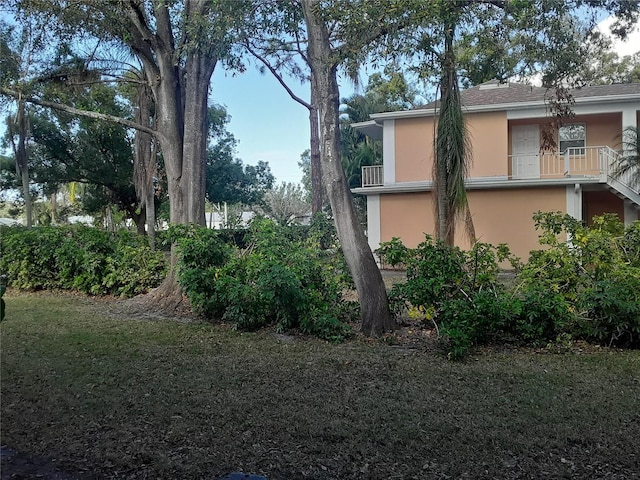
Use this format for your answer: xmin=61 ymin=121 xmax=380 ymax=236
xmin=302 ymin=0 xmax=395 ymax=336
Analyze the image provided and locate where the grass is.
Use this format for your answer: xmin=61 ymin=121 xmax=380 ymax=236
xmin=1 ymin=292 xmax=639 ymax=479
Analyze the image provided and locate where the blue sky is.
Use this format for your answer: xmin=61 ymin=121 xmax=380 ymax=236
xmin=211 ymin=66 xmax=358 ymax=186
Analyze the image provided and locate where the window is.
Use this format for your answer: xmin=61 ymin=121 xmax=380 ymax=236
xmin=559 ymin=123 xmax=586 ymax=154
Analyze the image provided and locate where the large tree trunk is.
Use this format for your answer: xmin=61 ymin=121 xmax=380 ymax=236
xmin=181 ymin=52 xmax=217 ymax=226
xmin=302 ymin=0 xmax=395 ymax=336
xmin=133 ymin=6 xmax=217 ymax=309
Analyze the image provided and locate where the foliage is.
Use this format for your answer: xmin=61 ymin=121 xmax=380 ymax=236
xmin=518 ymin=212 xmax=640 ymax=349
xmin=0 ymin=274 xmax=6 ymax=321
xmin=261 ymin=182 xmax=310 ymax=226
xmin=612 ymin=126 xmax=640 ymax=189
xmin=173 ymin=218 xmax=354 ymax=342
xmin=577 ymin=270 xmax=640 ymax=348
xmin=377 ymin=216 xmax=640 ymax=358
xmin=379 ymin=236 xmax=534 ymax=358
xmin=205 ymin=105 xmax=274 ymax=206
xmin=0 ymin=225 xmax=166 ymax=296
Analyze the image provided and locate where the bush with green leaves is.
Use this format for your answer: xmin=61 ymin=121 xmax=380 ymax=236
xmin=378 ymin=236 xmax=531 ymax=358
xmin=0 ymin=225 xmax=166 ymax=296
xmin=521 ymin=212 xmax=640 ymax=348
xmin=173 ymin=218 xmax=355 ymax=342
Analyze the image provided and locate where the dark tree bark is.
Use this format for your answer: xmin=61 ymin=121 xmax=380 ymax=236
xmin=302 ymin=0 xmax=395 ymax=336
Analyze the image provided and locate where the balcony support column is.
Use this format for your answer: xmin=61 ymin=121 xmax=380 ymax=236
xmin=566 ymin=183 xmax=583 ymax=222
xmin=366 ymin=194 xmax=382 ymax=264
xmin=624 ymin=200 xmax=638 ymax=226
xmin=382 ymin=120 xmax=395 ymax=185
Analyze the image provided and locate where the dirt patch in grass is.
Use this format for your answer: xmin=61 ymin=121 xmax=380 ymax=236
xmin=2 ymin=292 xmax=640 ymax=479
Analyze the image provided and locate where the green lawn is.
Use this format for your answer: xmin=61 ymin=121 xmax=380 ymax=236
xmin=1 ymin=292 xmax=639 ymax=479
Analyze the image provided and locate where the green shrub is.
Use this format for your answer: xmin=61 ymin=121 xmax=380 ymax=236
xmin=577 ymin=269 xmax=640 ymax=347
xmin=0 ymin=226 xmax=65 ymax=289
xmin=173 ymin=218 xmax=354 ymax=342
xmin=514 ymin=285 xmax=572 ymax=344
xmin=517 ymin=213 xmax=640 ymax=349
xmin=0 ymin=225 xmax=166 ymax=296
xmin=382 ymin=236 xmax=525 ymax=357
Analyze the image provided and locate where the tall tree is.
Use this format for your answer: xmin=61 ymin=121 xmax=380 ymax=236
xmin=26 ymin=83 xmax=142 ymax=229
xmin=433 ymin=2 xmax=474 ymax=245
xmin=301 ymin=0 xmax=411 ymax=336
xmin=1 ymin=19 xmax=44 ymax=228
xmin=242 ymin=3 xmax=324 ymax=215
xmin=4 ymin=0 xmax=249 ymax=306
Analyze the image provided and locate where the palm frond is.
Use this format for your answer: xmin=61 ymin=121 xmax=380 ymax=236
xmin=613 ymin=126 xmax=640 ymax=189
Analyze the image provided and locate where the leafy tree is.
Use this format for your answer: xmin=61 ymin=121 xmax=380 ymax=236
xmin=27 ymin=83 xmax=143 ymax=230
xmin=262 ymin=182 xmax=310 ymax=226
xmin=3 ymin=0 xmax=251 ymax=306
xmin=578 ymin=50 xmax=640 ymax=85
xmin=205 ymin=105 xmax=274 ymax=207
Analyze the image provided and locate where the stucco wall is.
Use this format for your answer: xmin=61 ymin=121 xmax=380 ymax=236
xmin=393 ymin=111 xmax=509 ymax=182
xmin=466 ymin=111 xmax=509 ymax=177
xmin=394 ymin=118 xmax=434 ymax=182
xmin=379 ymin=187 xmax=567 ymax=261
xmin=583 ymin=190 xmax=624 ymax=224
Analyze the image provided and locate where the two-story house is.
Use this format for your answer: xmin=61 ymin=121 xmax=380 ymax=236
xmin=352 ymin=80 xmax=640 ymax=260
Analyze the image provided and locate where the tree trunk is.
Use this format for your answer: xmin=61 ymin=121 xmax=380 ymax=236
xmin=310 ymin=90 xmax=323 ymax=214
xmin=181 ymin=52 xmax=217 ymax=226
xmin=12 ymin=100 xmax=32 ymax=228
xmin=137 ymin=20 xmax=217 ymax=308
xmin=302 ymin=0 xmax=395 ymax=336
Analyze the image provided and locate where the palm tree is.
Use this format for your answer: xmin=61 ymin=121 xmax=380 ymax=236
xmin=613 ymin=126 xmax=640 ymax=189
xmin=433 ymin=2 xmax=475 ymax=246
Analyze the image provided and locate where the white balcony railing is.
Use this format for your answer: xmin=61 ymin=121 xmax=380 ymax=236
xmin=360 ymin=146 xmax=638 ymax=198
xmin=509 ymin=145 xmax=615 ymax=179
xmin=362 ymin=165 xmax=383 ymax=187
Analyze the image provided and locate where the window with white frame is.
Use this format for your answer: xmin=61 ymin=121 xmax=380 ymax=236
xmin=559 ymin=123 xmax=586 ymax=154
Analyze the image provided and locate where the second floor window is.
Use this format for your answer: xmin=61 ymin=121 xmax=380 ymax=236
xmin=559 ymin=123 xmax=586 ymax=154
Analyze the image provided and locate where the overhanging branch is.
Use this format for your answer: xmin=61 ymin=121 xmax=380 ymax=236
xmin=0 ymin=87 xmax=162 ymax=141
xmin=244 ymin=41 xmax=312 ymax=110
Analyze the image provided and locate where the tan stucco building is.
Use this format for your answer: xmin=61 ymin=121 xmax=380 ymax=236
xmin=352 ymin=81 xmax=640 ymax=261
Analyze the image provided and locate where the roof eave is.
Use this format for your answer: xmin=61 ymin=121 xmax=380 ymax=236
xmin=368 ymin=93 xmax=640 ymax=121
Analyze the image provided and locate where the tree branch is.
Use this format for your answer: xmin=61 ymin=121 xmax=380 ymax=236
xmin=244 ymin=41 xmax=312 ymax=110
xmin=0 ymin=87 xmax=162 ymax=141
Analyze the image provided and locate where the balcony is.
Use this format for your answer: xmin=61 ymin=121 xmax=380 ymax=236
xmin=360 ymin=146 xmax=623 ymax=187
xmin=361 ymin=165 xmax=384 ymax=187
xmin=509 ymin=146 xmax=619 ymax=180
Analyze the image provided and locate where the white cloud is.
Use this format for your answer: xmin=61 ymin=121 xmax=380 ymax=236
xmin=595 ymin=16 xmax=640 ymax=57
